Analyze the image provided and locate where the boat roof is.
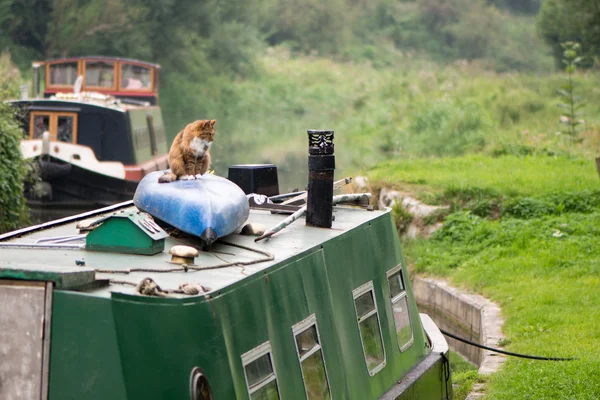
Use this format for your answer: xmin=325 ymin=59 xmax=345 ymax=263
xmin=9 ymin=95 xmax=156 ymax=112
xmin=0 ymin=201 xmax=387 ymax=299
xmin=34 ymin=56 xmax=160 ymax=69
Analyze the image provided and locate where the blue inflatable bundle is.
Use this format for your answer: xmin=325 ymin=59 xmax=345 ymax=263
xmin=133 ymin=171 xmax=249 ymax=246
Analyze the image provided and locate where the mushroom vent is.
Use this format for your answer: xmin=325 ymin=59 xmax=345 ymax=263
xmin=308 ymin=130 xmax=334 ymax=155
xmin=227 ymin=164 xmax=279 ymax=197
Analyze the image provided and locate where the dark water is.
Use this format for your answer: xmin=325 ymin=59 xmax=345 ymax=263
xmin=417 ymin=303 xmax=482 ymax=367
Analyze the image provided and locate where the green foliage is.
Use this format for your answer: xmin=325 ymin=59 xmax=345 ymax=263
xmin=452 ymin=370 xmax=482 ymax=400
xmin=391 ymin=202 xmax=414 ymax=235
xmin=433 ymin=186 xmax=502 ymax=218
xmin=406 ymin=100 xmax=490 ymax=157
xmin=384 ymin=0 xmax=553 ymax=72
xmin=431 ymin=212 xmax=490 ymax=244
xmin=537 ymin=0 xmax=600 ymax=68
xmin=503 ymin=190 xmax=600 ymax=219
xmin=368 ymin=149 xmax=600 ymax=398
xmin=0 ymin=53 xmax=29 ymax=233
xmin=404 ymin=208 xmax=600 ymax=399
xmin=449 ymin=351 xmax=480 ymax=400
xmin=488 ymin=0 xmax=541 ymax=14
xmin=502 ymin=197 xmax=550 ymax=219
xmin=557 ymin=42 xmax=585 ymax=147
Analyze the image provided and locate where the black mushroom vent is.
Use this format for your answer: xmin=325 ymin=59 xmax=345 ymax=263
xmin=228 ymin=164 xmax=280 ymax=197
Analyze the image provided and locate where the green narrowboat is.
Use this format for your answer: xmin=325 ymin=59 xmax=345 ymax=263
xmin=0 ymin=133 xmax=452 ymax=399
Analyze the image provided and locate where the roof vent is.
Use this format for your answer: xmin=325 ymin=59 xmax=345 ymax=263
xmin=169 ymin=245 xmax=198 ymax=265
xmin=306 ymin=130 xmax=335 ymax=228
xmin=228 ymin=164 xmax=279 ymax=196
xmin=85 ymin=211 xmax=168 ymax=255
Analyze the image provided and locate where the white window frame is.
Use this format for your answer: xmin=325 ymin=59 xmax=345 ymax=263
xmin=386 ymin=264 xmax=414 ymax=352
xmin=241 ymin=341 xmax=280 ymax=399
xmin=352 ymin=281 xmax=386 ymax=376
xmin=292 ymin=314 xmax=331 ymax=399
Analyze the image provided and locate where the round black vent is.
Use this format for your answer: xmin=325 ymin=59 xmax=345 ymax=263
xmin=190 ymin=367 xmax=213 ymax=400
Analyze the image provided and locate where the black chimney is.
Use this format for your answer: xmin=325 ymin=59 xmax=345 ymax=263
xmin=306 ymin=130 xmax=335 ymax=228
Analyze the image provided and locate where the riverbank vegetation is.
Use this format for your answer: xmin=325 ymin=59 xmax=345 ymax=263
xmin=0 ymin=52 xmax=29 ymax=233
xmin=368 ymin=154 xmax=600 ymax=399
xmin=1 ymin=1 xmax=600 ymax=397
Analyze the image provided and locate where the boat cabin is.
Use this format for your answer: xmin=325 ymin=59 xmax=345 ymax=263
xmin=33 ymin=56 xmax=160 ymax=105
xmin=12 ymin=98 xmax=168 ymax=178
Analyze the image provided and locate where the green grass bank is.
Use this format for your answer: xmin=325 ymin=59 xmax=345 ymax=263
xmin=367 ymin=154 xmax=600 ymax=399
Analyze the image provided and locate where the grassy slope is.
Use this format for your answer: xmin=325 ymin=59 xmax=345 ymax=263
xmin=367 ymin=155 xmax=600 ymax=399
xmin=210 ymin=48 xmax=600 ymax=192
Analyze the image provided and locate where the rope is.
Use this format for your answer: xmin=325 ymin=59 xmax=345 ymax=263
xmin=101 ymin=240 xmax=275 ymax=295
xmin=440 ymin=328 xmax=577 ymax=361
xmin=440 ymin=353 xmax=451 ymax=400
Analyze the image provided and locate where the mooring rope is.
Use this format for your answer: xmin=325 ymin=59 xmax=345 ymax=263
xmin=100 ymin=240 xmax=275 ymax=296
xmin=439 ymin=328 xmax=577 ymax=361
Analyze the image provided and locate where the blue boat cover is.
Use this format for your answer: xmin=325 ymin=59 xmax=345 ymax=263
xmin=133 ymin=171 xmax=249 ymax=245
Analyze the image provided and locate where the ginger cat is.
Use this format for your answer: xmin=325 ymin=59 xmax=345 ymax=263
xmin=158 ymin=119 xmax=216 ymax=183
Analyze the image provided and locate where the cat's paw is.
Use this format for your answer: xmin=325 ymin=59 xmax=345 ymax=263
xmin=180 ymin=175 xmax=195 ymax=181
xmin=158 ymin=173 xmax=176 ymax=183
xmin=195 ymin=174 xmax=203 ymax=179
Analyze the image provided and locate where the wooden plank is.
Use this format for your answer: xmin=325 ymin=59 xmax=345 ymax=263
xmin=0 ymin=280 xmax=46 ymax=400
xmin=40 ymin=282 xmax=53 ymax=400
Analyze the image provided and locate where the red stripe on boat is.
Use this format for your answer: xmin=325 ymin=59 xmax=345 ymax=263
xmin=125 ymin=154 xmax=169 ymax=181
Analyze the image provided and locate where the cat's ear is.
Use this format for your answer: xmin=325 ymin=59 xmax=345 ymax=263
xmin=209 ymin=120 xmax=216 ymax=128
xmin=198 ymin=120 xmax=209 ymax=129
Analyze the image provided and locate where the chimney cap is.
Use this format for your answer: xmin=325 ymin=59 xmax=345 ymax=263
xmin=307 ymin=130 xmax=334 ymax=155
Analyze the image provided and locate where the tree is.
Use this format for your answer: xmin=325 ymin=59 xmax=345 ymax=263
xmin=45 ymin=0 xmax=127 ymax=57
xmin=0 ymin=52 xmax=29 ymax=232
xmin=537 ymin=0 xmax=600 ymax=68
xmin=557 ymin=42 xmax=585 ymax=147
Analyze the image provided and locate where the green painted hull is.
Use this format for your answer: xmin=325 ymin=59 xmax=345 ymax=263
xmin=43 ymin=214 xmax=450 ymax=399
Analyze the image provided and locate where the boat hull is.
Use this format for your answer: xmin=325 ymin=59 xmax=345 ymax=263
xmin=25 ymin=156 xmax=139 ymax=223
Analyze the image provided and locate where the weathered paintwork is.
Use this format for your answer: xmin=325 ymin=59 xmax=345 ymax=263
xmin=0 ymin=203 xmax=451 ymax=399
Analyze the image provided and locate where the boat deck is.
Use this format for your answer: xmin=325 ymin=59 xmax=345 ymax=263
xmin=0 ymin=202 xmax=385 ymax=298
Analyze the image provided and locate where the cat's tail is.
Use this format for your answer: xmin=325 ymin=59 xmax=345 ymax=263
xmin=158 ymin=172 xmax=177 ymax=183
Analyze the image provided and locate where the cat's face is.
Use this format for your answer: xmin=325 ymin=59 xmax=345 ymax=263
xmin=185 ymin=119 xmax=216 ymax=156
xmin=188 ymin=119 xmax=216 ymax=141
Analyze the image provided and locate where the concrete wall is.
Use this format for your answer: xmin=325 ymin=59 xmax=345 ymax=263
xmin=412 ymin=277 xmax=505 ymax=375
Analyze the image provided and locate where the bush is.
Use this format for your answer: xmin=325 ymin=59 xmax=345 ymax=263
xmin=433 ymin=186 xmax=503 ymax=218
xmin=503 ymin=190 xmax=600 ymax=219
xmin=406 ymin=100 xmax=490 ymax=157
xmin=0 ymin=53 xmax=29 ymax=233
xmin=432 ymin=211 xmax=489 ymax=243
xmin=392 ymin=202 xmax=414 ymax=235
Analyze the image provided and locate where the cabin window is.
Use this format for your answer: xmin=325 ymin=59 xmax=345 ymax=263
xmin=84 ymin=60 xmax=115 ymax=89
xmin=241 ymin=342 xmax=280 ymax=400
xmin=120 ymin=63 xmax=152 ymax=90
xmin=292 ymin=315 xmax=331 ymax=400
xmin=387 ymin=265 xmax=414 ymax=352
xmin=48 ymin=62 xmax=79 ymax=86
xmin=31 ymin=114 xmax=50 ymax=139
xmin=30 ymin=112 xmax=78 ymax=143
xmin=353 ymin=281 xmax=386 ymax=376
